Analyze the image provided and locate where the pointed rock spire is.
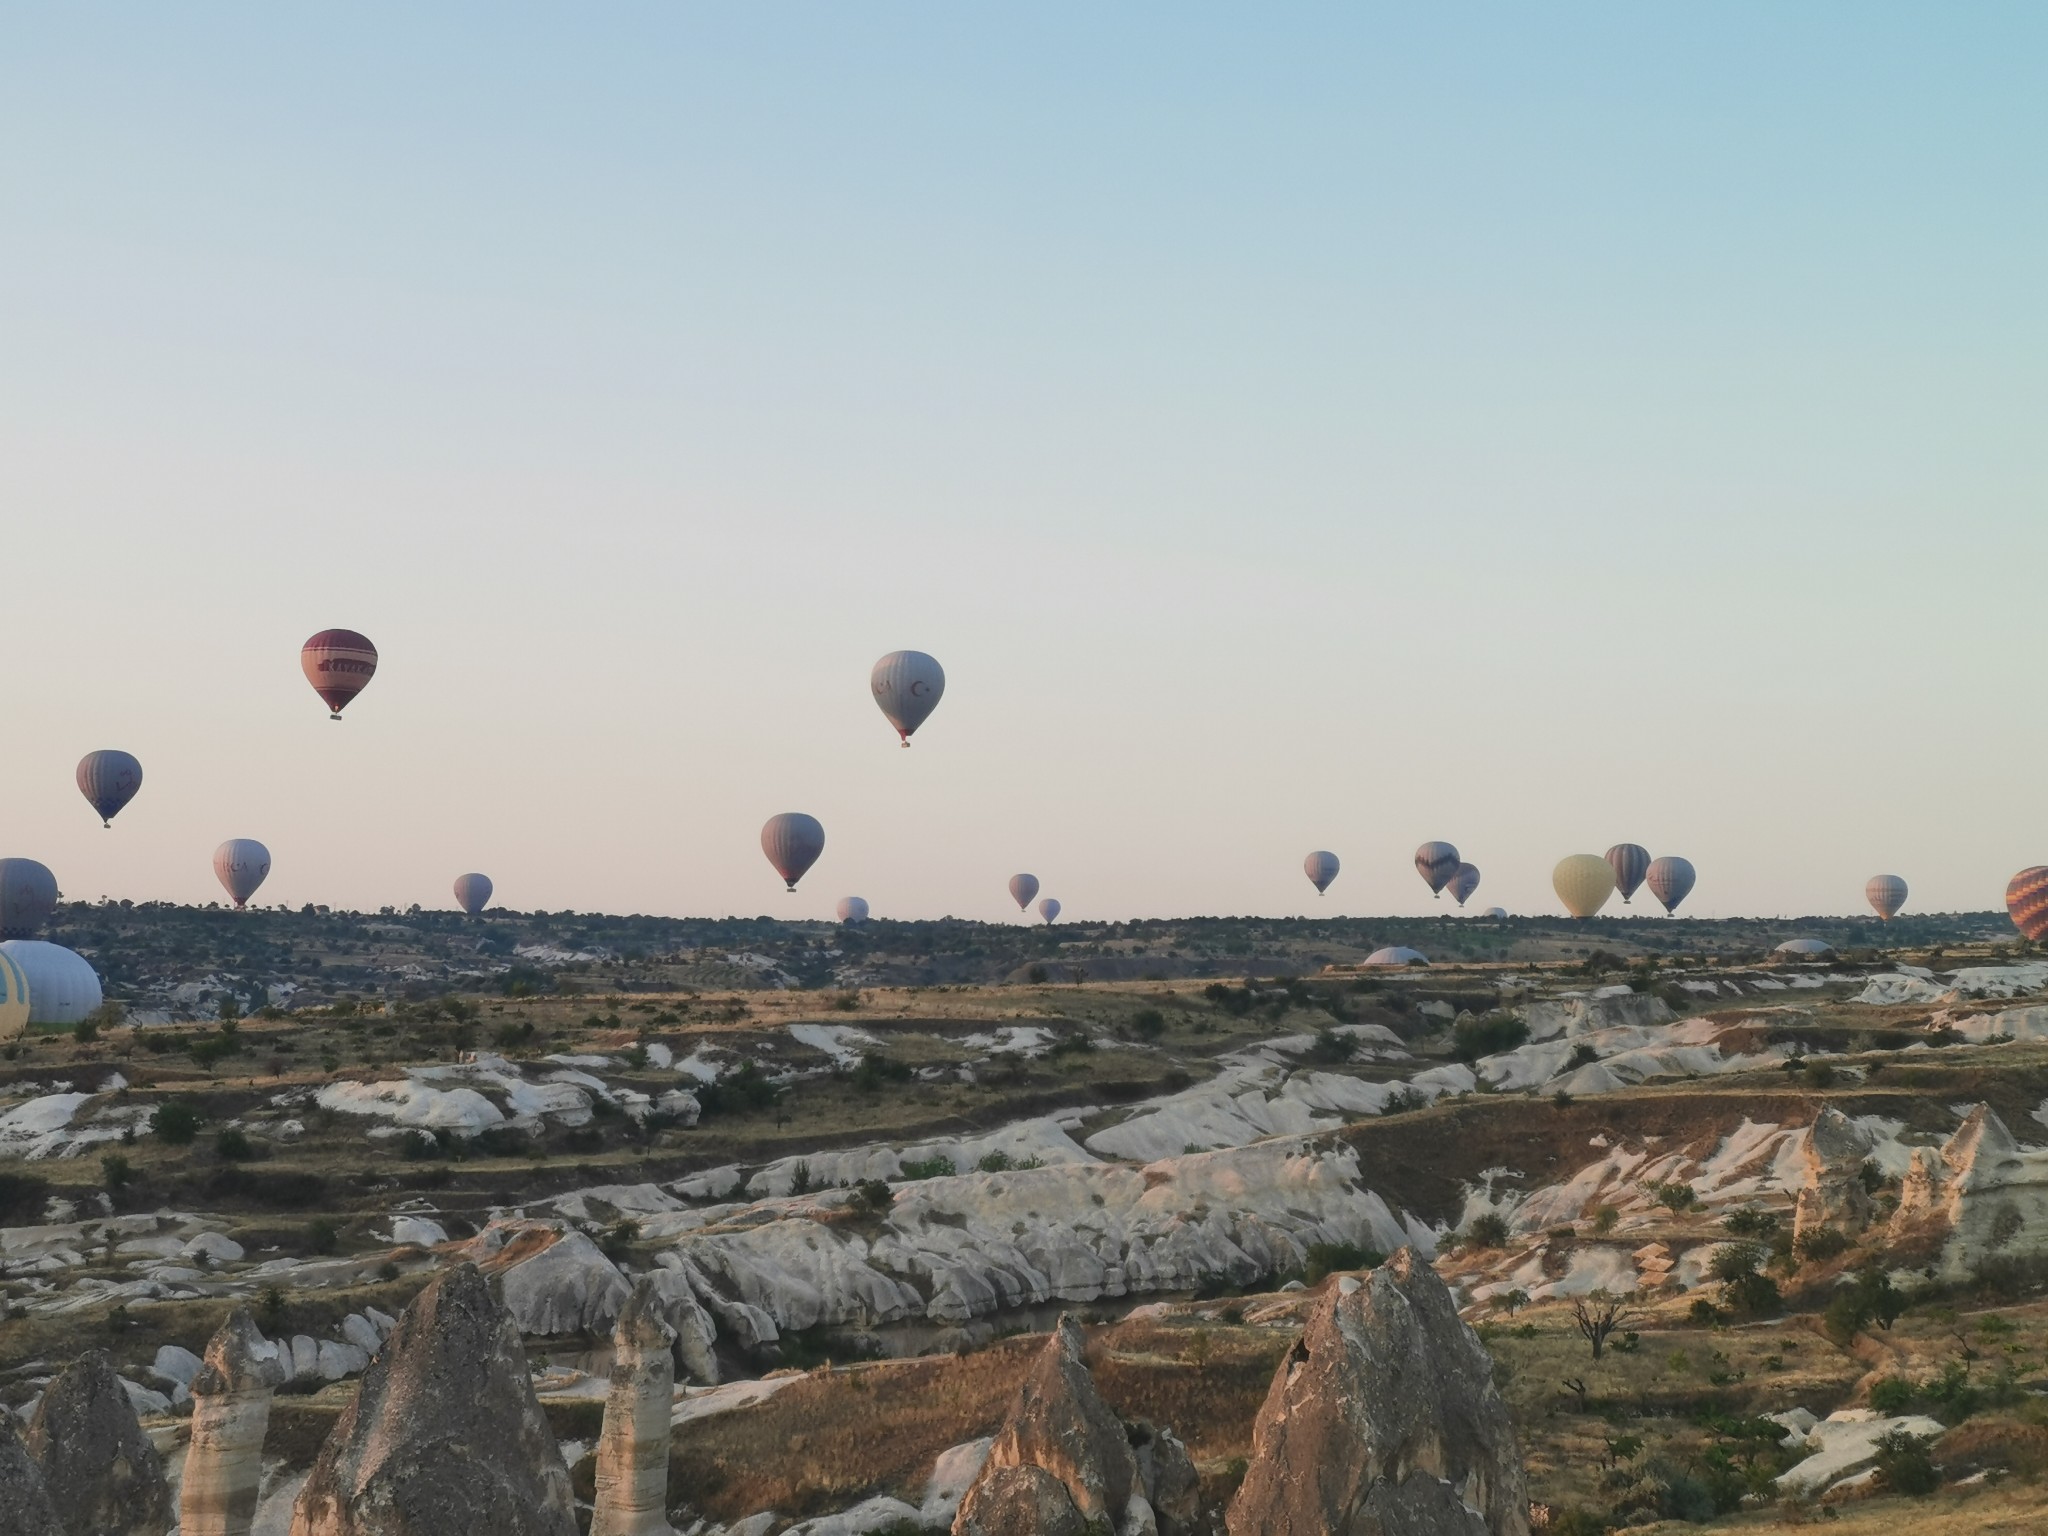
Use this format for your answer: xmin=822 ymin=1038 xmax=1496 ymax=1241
xmin=24 ymin=1348 xmax=172 ymax=1536
xmin=0 ymin=1408 xmax=62 ymax=1536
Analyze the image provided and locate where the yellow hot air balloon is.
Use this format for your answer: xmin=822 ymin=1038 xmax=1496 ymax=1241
xmin=1553 ymin=854 xmax=1617 ymax=919
xmin=0 ymin=950 xmax=30 ymax=1043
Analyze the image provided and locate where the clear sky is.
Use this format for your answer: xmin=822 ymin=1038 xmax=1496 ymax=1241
xmin=2 ymin=6 xmax=2043 ymax=924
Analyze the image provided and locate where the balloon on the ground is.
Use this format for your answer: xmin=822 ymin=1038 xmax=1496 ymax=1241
xmin=1605 ymin=844 xmax=1651 ymax=904
xmin=1415 ymin=842 xmax=1460 ymax=897
xmin=761 ymin=813 xmax=825 ymax=891
xmin=1775 ymin=938 xmax=1835 ymax=958
xmin=1037 ymin=898 xmax=1061 ymax=924
xmin=1646 ymin=855 xmax=1697 ymax=915
xmin=1363 ymin=946 xmax=1427 ymax=966
xmin=0 ymin=950 xmax=27 ymax=1043
xmin=1865 ymin=875 xmax=1908 ymax=922
xmin=1304 ymin=851 xmax=1340 ymax=895
xmin=1553 ymin=854 xmax=1616 ymax=919
xmin=213 ymin=840 xmax=271 ymax=909
xmin=301 ymin=629 xmax=379 ymax=719
xmin=0 ymin=859 xmax=60 ymax=939
xmin=0 ymin=941 xmax=103 ymax=1025
xmin=836 ymin=896 xmax=870 ymax=925
xmin=2008 ymin=867 xmax=2048 ymax=942
xmin=1447 ymin=863 xmax=1481 ymax=906
xmin=1009 ymin=874 xmax=1040 ymax=912
xmin=76 ymin=750 xmax=143 ymax=828
xmin=870 ymin=651 xmax=946 ymax=746
xmin=453 ymin=874 xmax=493 ymax=915
xmin=1482 ymin=907 xmax=1508 ymax=919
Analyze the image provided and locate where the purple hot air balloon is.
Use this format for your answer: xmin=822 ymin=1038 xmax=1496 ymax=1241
xmin=454 ymin=873 xmax=493 ymax=915
xmin=1037 ymin=897 xmax=1061 ymax=925
xmin=1304 ymin=851 xmax=1340 ymax=895
xmin=836 ymin=896 xmax=869 ymax=925
xmin=1415 ymin=842 xmax=1460 ymax=898
xmin=1447 ymin=863 xmax=1481 ymax=907
xmin=1606 ymin=844 xmax=1651 ymax=904
xmin=1645 ymin=855 xmax=1696 ymax=915
xmin=0 ymin=859 xmax=60 ymax=939
xmin=76 ymin=750 xmax=143 ymax=828
xmin=762 ymin=813 xmax=825 ymax=891
xmin=1009 ymin=873 xmax=1040 ymax=912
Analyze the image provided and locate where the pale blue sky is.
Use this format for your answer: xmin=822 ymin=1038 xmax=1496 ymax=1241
xmin=3 ymin=6 xmax=2043 ymax=922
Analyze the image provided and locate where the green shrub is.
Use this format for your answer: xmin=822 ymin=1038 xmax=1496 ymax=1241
xmin=1128 ymin=1008 xmax=1166 ymax=1042
xmin=1464 ymin=1212 xmax=1510 ymax=1250
xmin=1872 ymin=1429 xmax=1939 ymax=1496
xmin=1450 ymin=1013 xmax=1529 ymax=1064
xmin=899 ymin=1155 xmax=956 ymax=1181
xmin=1869 ymin=1376 xmax=1914 ymax=1415
xmin=1795 ymin=1226 xmax=1851 ymax=1264
xmin=1303 ymin=1242 xmax=1385 ymax=1284
xmin=214 ymin=1127 xmax=255 ymax=1161
xmin=152 ymin=1097 xmax=202 ymax=1145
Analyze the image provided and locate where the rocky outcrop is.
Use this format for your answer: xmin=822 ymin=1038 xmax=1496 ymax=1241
xmin=1134 ymin=1425 xmax=1199 ymax=1536
xmin=1885 ymin=1104 xmax=2048 ymax=1277
xmin=181 ymin=1307 xmax=289 ymax=1536
xmin=0 ymin=1408 xmax=62 ymax=1536
xmin=1522 ymin=991 xmax=1673 ymax=1040
xmin=1227 ymin=1250 xmax=1529 ymax=1536
xmin=590 ymin=1279 xmax=677 ymax=1536
xmin=465 ymin=1221 xmax=632 ymax=1335
xmin=24 ymin=1348 xmax=173 ymax=1536
xmin=290 ymin=1263 xmax=576 ymax=1536
xmin=1793 ymin=1106 xmax=1874 ymax=1247
xmin=954 ymin=1464 xmax=1086 ymax=1536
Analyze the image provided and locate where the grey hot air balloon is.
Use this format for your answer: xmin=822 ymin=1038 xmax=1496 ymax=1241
xmin=1447 ymin=863 xmax=1481 ymax=906
xmin=871 ymin=650 xmax=946 ymax=746
xmin=454 ymin=873 xmax=494 ymax=915
xmin=76 ymin=750 xmax=143 ymax=828
xmin=1009 ymin=873 xmax=1040 ymax=912
xmin=213 ymin=840 xmax=271 ymax=910
xmin=1037 ymin=897 xmax=1061 ymax=924
xmin=1645 ymin=855 xmax=1696 ymax=915
xmin=1866 ymin=875 xmax=1907 ymax=922
xmin=1304 ymin=850 xmax=1340 ymax=895
xmin=836 ymin=896 xmax=870 ymax=925
xmin=0 ymin=859 xmax=60 ymax=939
xmin=1415 ymin=842 xmax=1460 ymax=897
xmin=762 ymin=813 xmax=825 ymax=891
xmin=1606 ymin=844 xmax=1652 ymax=904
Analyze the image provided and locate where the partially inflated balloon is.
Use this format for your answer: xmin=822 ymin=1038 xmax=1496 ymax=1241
xmin=301 ymin=629 xmax=378 ymax=719
xmin=0 ymin=951 xmax=27 ymax=1043
xmin=2008 ymin=867 xmax=2048 ymax=942
xmin=454 ymin=873 xmax=493 ymax=915
xmin=76 ymin=750 xmax=143 ymax=828
xmin=1865 ymin=875 xmax=1907 ymax=922
xmin=1415 ymin=842 xmax=1460 ymax=897
xmin=0 ymin=859 xmax=59 ymax=939
xmin=1606 ymin=844 xmax=1651 ymax=904
xmin=1646 ymin=856 xmax=1696 ymax=915
xmin=213 ymin=840 xmax=271 ymax=909
xmin=1553 ymin=854 xmax=1616 ymax=919
xmin=1037 ymin=898 xmax=1061 ymax=924
xmin=1304 ymin=851 xmax=1340 ymax=895
xmin=1448 ymin=863 xmax=1481 ymax=906
xmin=871 ymin=651 xmax=946 ymax=746
xmin=1009 ymin=873 xmax=1040 ymax=912
xmin=762 ymin=813 xmax=825 ymax=891
xmin=836 ymin=896 xmax=869 ymax=925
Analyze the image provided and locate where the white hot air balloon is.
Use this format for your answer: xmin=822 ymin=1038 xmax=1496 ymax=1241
xmin=836 ymin=896 xmax=870 ymax=925
xmin=453 ymin=873 xmax=493 ymax=915
xmin=1866 ymin=875 xmax=1907 ymax=922
xmin=0 ymin=940 xmax=103 ymax=1025
xmin=1304 ymin=851 xmax=1340 ymax=895
xmin=871 ymin=650 xmax=946 ymax=746
xmin=1037 ymin=897 xmax=1061 ymax=924
xmin=213 ymin=840 xmax=271 ymax=910
xmin=1009 ymin=873 xmax=1040 ymax=912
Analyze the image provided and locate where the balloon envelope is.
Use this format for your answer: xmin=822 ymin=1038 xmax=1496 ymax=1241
xmin=2008 ymin=867 xmax=2048 ymax=942
xmin=213 ymin=840 xmax=271 ymax=909
xmin=1605 ymin=844 xmax=1651 ymax=903
xmin=1414 ymin=842 xmax=1460 ymax=896
xmin=453 ymin=873 xmax=493 ymax=915
xmin=0 ymin=941 xmax=102 ymax=1025
xmin=0 ymin=951 xmax=27 ymax=1043
xmin=1553 ymin=854 xmax=1616 ymax=919
xmin=836 ymin=896 xmax=870 ymax=925
xmin=301 ymin=629 xmax=378 ymax=718
xmin=1304 ymin=851 xmax=1340 ymax=894
xmin=1866 ymin=875 xmax=1908 ymax=922
xmin=1483 ymin=906 xmax=1508 ymax=919
xmin=1364 ymin=946 xmax=1427 ymax=966
xmin=870 ymin=651 xmax=946 ymax=745
xmin=0 ymin=859 xmax=59 ymax=939
xmin=1775 ymin=938 xmax=1835 ymax=958
xmin=76 ymin=750 xmax=143 ymax=827
xmin=1009 ymin=873 xmax=1040 ymax=912
xmin=1447 ymin=863 xmax=1481 ymax=906
xmin=1037 ymin=898 xmax=1061 ymax=924
xmin=1646 ymin=856 xmax=1696 ymax=915
xmin=762 ymin=813 xmax=825 ymax=891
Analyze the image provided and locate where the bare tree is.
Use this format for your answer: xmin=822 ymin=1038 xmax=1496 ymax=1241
xmin=1570 ymin=1291 xmax=1636 ymax=1361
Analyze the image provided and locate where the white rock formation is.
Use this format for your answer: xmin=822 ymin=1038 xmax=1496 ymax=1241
xmin=1774 ymin=1409 xmax=1945 ymax=1494
xmin=462 ymin=1221 xmax=632 ymax=1335
xmin=1886 ymin=1103 xmax=2048 ymax=1276
xmin=182 ymin=1307 xmax=290 ymax=1536
xmin=590 ymin=1279 xmax=677 ymax=1536
xmin=1792 ymin=1106 xmax=1874 ymax=1246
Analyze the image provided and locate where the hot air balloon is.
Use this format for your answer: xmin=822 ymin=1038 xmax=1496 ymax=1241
xmin=454 ymin=873 xmax=494 ymax=915
xmin=1645 ymin=855 xmax=1696 ymax=915
xmin=0 ymin=859 xmax=59 ymax=939
xmin=1447 ymin=863 xmax=1481 ymax=907
xmin=761 ymin=813 xmax=825 ymax=891
xmin=301 ymin=629 xmax=378 ymax=719
xmin=1037 ymin=897 xmax=1061 ymax=924
xmin=0 ymin=949 xmax=28 ymax=1043
xmin=0 ymin=941 xmax=103 ymax=1025
xmin=1775 ymin=938 xmax=1835 ymax=959
xmin=213 ymin=840 xmax=271 ymax=909
xmin=1363 ymin=946 xmax=1427 ymax=966
xmin=2008 ymin=867 xmax=2048 ymax=942
xmin=1482 ymin=907 xmax=1508 ymax=919
xmin=1606 ymin=844 xmax=1651 ymax=904
xmin=1866 ymin=875 xmax=1907 ymax=922
xmin=836 ymin=896 xmax=870 ymax=925
xmin=76 ymin=750 xmax=143 ymax=828
xmin=1304 ymin=851 xmax=1340 ymax=895
xmin=1415 ymin=842 xmax=1460 ymax=898
xmin=1553 ymin=854 xmax=1616 ymax=919
xmin=871 ymin=651 xmax=946 ymax=746
xmin=1009 ymin=873 xmax=1040 ymax=912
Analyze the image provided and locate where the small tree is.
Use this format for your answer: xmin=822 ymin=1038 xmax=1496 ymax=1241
xmin=1570 ymin=1291 xmax=1635 ymax=1360
xmin=1465 ymin=1212 xmax=1511 ymax=1250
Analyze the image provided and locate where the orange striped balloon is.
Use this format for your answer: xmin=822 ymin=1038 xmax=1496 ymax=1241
xmin=2008 ymin=866 xmax=2048 ymax=942
xmin=301 ymin=629 xmax=378 ymax=719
